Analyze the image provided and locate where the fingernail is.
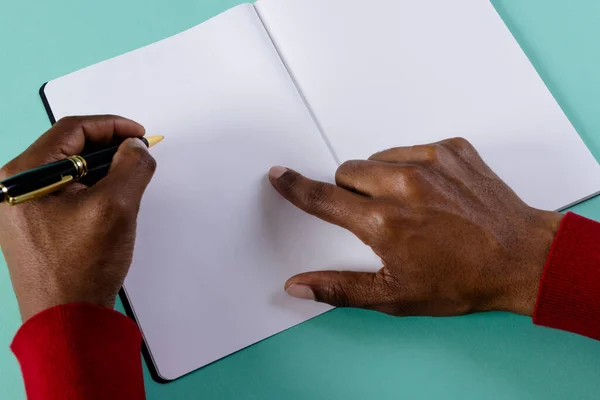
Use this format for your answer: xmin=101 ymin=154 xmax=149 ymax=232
xmin=269 ymin=166 xmax=287 ymax=180
xmin=286 ymin=284 xmax=315 ymax=300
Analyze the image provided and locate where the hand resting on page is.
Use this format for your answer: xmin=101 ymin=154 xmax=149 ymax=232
xmin=269 ymin=137 xmax=563 ymax=317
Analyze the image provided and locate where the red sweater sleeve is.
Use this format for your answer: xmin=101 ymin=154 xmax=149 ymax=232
xmin=11 ymin=303 xmax=145 ymax=400
xmin=534 ymin=212 xmax=600 ymax=340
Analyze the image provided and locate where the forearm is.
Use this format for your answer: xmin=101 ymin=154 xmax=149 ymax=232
xmin=11 ymin=303 xmax=145 ymax=400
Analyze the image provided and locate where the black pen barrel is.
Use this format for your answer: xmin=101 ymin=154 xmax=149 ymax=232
xmin=0 ymin=159 xmax=78 ymax=199
xmin=0 ymin=137 xmax=152 ymax=202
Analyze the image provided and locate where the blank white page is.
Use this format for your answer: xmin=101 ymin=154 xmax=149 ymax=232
xmin=43 ymin=4 xmax=378 ymax=380
xmin=255 ymin=0 xmax=600 ymax=210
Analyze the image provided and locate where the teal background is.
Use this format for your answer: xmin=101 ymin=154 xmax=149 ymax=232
xmin=1 ymin=0 xmax=600 ymax=398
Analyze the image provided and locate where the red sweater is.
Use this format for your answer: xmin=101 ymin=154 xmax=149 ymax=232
xmin=10 ymin=212 xmax=600 ymax=399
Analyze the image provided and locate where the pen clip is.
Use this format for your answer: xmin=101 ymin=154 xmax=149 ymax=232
xmin=5 ymin=175 xmax=74 ymax=206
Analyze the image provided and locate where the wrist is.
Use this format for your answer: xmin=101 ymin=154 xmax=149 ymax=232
xmin=505 ymin=209 xmax=564 ymax=316
xmin=16 ymin=291 xmax=117 ymax=322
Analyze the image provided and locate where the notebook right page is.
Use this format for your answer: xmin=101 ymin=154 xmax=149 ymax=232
xmin=255 ymin=0 xmax=600 ymax=211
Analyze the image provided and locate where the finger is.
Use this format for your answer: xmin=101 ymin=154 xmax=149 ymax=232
xmin=91 ymin=138 xmax=157 ymax=209
xmin=369 ymin=143 xmax=440 ymax=164
xmin=285 ymin=270 xmax=395 ymax=309
xmin=1 ymin=115 xmax=144 ymax=178
xmin=269 ymin=166 xmax=376 ymax=242
xmin=40 ymin=115 xmax=145 ymax=159
xmin=336 ymin=159 xmax=420 ymax=198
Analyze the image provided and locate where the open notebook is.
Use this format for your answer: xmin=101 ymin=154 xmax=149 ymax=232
xmin=41 ymin=0 xmax=600 ymax=381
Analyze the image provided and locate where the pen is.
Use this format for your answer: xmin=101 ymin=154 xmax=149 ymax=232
xmin=0 ymin=136 xmax=164 ymax=205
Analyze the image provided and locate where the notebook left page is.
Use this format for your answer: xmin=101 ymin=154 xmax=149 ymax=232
xmin=42 ymin=4 xmax=378 ymax=380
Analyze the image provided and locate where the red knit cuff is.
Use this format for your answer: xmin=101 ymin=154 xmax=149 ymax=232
xmin=533 ymin=212 xmax=600 ymax=340
xmin=11 ymin=303 xmax=145 ymax=400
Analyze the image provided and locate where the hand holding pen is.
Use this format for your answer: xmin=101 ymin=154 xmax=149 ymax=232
xmin=0 ymin=115 xmax=160 ymax=321
xmin=0 ymin=117 xmax=162 ymax=205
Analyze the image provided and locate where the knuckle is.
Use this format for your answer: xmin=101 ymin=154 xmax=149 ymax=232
xmin=443 ymin=137 xmax=473 ymax=152
xmin=304 ymin=182 xmax=332 ymax=211
xmin=84 ymin=119 xmax=104 ymax=134
xmin=397 ymin=164 xmax=422 ymax=181
xmin=129 ymin=145 xmax=157 ymax=173
xmin=376 ymin=269 xmax=400 ymax=294
xmin=405 ymin=184 xmax=422 ymax=200
xmin=56 ymin=115 xmax=80 ymax=124
xmin=417 ymin=145 xmax=442 ymax=163
xmin=366 ymin=208 xmax=388 ymax=232
xmin=324 ymin=280 xmax=351 ymax=307
xmin=54 ymin=116 xmax=82 ymax=129
xmin=335 ymin=160 xmax=368 ymax=188
xmin=367 ymin=151 xmax=382 ymax=161
xmin=395 ymin=165 xmax=425 ymax=198
xmin=336 ymin=160 xmax=361 ymax=176
xmin=368 ymin=205 xmax=404 ymax=239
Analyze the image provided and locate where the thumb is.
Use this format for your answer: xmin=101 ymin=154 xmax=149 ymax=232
xmin=285 ymin=270 xmax=390 ymax=309
xmin=93 ymin=138 xmax=157 ymax=205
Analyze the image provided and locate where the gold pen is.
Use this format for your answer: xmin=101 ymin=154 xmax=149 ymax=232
xmin=0 ymin=136 xmax=164 ymax=205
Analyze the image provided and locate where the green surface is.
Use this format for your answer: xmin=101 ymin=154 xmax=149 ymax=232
xmin=1 ymin=0 xmax=600 ymax=398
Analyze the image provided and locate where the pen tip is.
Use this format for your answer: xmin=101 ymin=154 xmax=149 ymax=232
xmin=146 ymin=135 xmax=164 ymax=148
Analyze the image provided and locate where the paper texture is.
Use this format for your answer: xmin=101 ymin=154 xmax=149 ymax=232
xmin=256 ymin=0 xmax=600 ymax=210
